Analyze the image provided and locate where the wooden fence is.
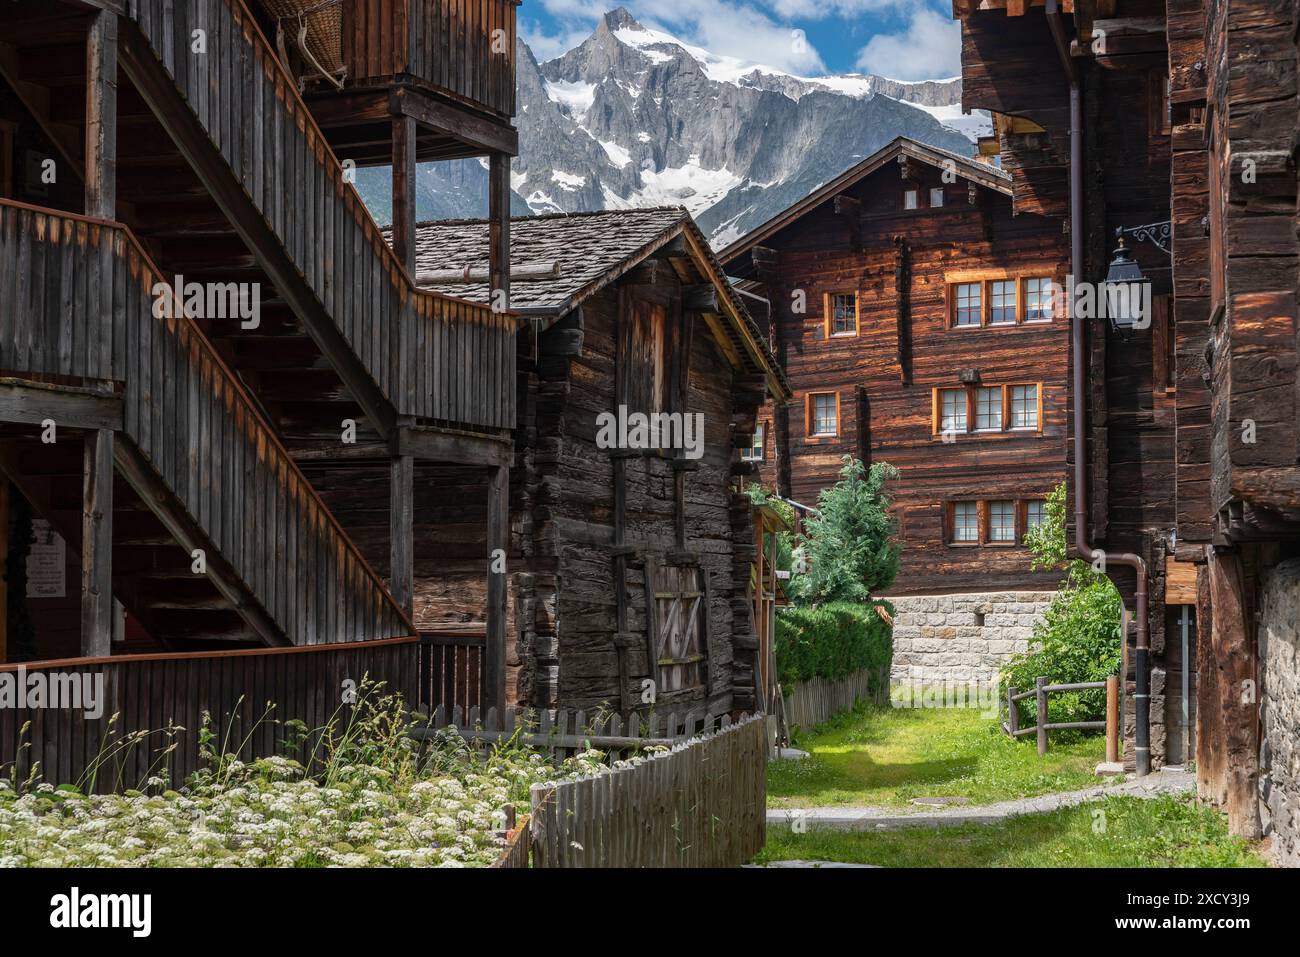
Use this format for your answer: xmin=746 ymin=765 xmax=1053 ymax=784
xmin=416 ymin=631 xmax=484 ymax=713
xmin=0 ymin=638 xmax=419 ymax=791
xmin=1004 ymin=674 xmax=1119 ymax=757
xmin=783 ymin=665 xmax=888 ymax=733
xmin=527 ymin=713 xmax=767 ymax=868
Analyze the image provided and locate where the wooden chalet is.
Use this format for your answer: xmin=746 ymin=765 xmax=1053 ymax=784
xmin=721 ymin=136 xmax=1071 ymax=596
xmin=952 ymin=0 xmax=1300 ymax=845
xmin=0 ymin=0 xmax=519 ymax=785
xmin=406 ymin=208 xmax=790 ymax=714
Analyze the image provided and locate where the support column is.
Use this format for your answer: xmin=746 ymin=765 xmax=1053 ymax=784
xmin=0 ymin=480 xmax=8 ymax=663
xmin=81 ymin=429 xmax=113 ymax=657
xmin=391 ymin=116 xmax=418 ymax=275
xmin=484 ymin=462 xmax=509 ymax=711
xmin=85 ymin=10 xmax=118 ymax=219
xmin=389 ymin=454 xmax=414 ymax=618
xmin=488 ymin=152 xmax=511 ymax=309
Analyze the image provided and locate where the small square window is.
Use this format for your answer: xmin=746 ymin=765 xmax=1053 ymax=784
xmin=1010 ymin=384 xmax=1039 ymax=429
xmin=1024 ymin=277 xmax=1056 ymax=322
xmin=1026 ymin=500 xmax=1046 ymax=531
xmin=829 ymin=293 xmax=857 ymax=336
xmin=988 ymin=501 xmax=1016 ymax=542
xmin=939 ymin=388 xmax=967 ymax=434
xmin=930 ymin=187 xmax=945 ymax=208
xmin=975 ymin=387 xmax=1002 ymax=431
xmin=741 ymin=424 xmax=764 ymax=461
xmin=810 ymin=394 xmax=837 ymax=437
xmin=989 ymin=280 xmax=1016 ymax=324
xmin=953 ymin=502 xmax=979 ymax=543
xmin=903 ymin=189 xmax=918 ymax=210
xmin=954 ymin=283 xmax=982 ymax=327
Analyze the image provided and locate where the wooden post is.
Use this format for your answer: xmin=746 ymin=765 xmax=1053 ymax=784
xmin=1035 ymin=675 xmax=1048 ymax=755
xmin=1006 ymin=684 xmax=1018 ymax=736
xmin=1207 ymin=547 xmax=1261 ymax=838
xmin=488 ymin=152 xmax=511 ymax=310
xmin=85 ymin=10 xmax=118 ymax=219
xmin=484 ymin=462 xmax=509 ymax=711
xmin=390 ymin=115 xmax=418 ymax=275
xmin=1195 ymin=559 xmax=1225 ymax=805
xmin=389 ymin=454 xmax=414 ymax=617
xmin=0 ymin=480 xmax=8 ymax=664
xmin=81 ymin=429 xmax=113 ymax=657
xmin=1106 ymin=674 xmax=1119 ymax=763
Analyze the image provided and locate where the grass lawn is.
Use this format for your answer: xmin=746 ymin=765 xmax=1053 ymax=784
xmin=767 ymin=702 xmax=1103 ymax=809
xmin=757 ymin=795 xmax=1267 ymax=867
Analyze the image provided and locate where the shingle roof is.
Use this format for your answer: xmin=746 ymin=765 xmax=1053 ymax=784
xmin=400 ymin=207 xmax=693 ymax=313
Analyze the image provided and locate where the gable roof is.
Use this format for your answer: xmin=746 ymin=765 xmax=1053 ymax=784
xmin=716 ymin=136 xmax=1011 ymax=265
xmin=399 ymin=208 xmax=790 ymax=400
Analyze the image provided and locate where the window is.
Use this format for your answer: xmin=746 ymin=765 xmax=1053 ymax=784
xmin=649 ymin=564 xmax=708 ymax=694
xmin=939 ymin=388 xmax=967 ymax=434
xmin=807 ymin=392 xmax=838 ymax=437
xmin=826 ymin=292 xmax=858 ymax=336
xmin=1026 ymin=500 xmax=1046 ymax=531
xmin=1023 ymin=277 xmax=1056 ymax=321
xmin=949 ymin=275 xmax=1060 ymax=327
xmin=974 ymin=387 xmax=1002 ymax=431
xmin=954 ymin=283 xmax=982 ymax=328
xmin=952 ymin=502 xmax=979 ymax=543
xmin=1009 ymin=384 xmax=1039 ymax=430
xmin=989 ymin=280 xmax=1016 ymax=325
xmin=930 ymin=187 xmax=945 ymax=208
xmin=742 ymin=423 xmax=764 ymax=461
xmin=988 ymin=501 xmax=1016 ymax=543
xmin=903 ymin=189 xmax=918 ymax=210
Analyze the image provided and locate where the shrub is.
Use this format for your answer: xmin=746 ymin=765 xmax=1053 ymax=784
xmin=1000 ymin=484 xmax=1122 ymax=726
xmin=775 ymin=601 xmax=894 ymax=691
xmin=789 ymin=457 xmax=900 ymax=604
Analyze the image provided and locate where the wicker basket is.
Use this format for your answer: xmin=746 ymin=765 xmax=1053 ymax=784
xmin=259 ymin=0 xmax=345 ymax=80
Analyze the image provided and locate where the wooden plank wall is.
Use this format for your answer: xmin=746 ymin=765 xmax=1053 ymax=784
xmin=743 ymin=161 xmax=1069 ymax=594
xmin=128 ymin=0 xmax=516 ymax=433
xmin=0 ymin=638 xmax=419 ymax=790
xmin=528 ymin=713 xmax=767 ymax=868
xmin=0 ymin=201 xmax=411 ymax=645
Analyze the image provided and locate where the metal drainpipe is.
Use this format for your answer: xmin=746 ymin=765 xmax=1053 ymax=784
xmin=1045 ymin=0 xmax=1152 ymax=774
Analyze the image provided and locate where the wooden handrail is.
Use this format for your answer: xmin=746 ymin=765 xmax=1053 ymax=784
xmin=1004 ymin=674 xmax=1118 ymax=756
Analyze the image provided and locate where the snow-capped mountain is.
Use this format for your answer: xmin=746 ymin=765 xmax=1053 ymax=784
xmin=357 ymin=7 xmax=989 ymax=248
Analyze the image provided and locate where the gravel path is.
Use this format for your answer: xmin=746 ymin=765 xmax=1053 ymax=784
xmin=766 ymin=768 xmax=1196 ymax=832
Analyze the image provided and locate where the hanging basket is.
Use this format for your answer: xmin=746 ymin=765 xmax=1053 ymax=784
xmin=259 ymin=0 xmax=346 ymax=84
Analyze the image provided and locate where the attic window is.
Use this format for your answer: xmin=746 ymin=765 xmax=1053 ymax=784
xmin=903 ymin=189 xmax=919 ymax=210
xmin=930 ymin=187 xmax=945 ymax=208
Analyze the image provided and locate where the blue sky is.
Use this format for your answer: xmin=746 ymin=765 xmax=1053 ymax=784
xmin=519 ymin=0 xmax=963 ymax=81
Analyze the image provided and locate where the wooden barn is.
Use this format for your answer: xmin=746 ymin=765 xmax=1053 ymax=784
xmin=952 ymin=0 xmax=1300 ymax=852
xmin=403 ymin=208 xmax=790 ymax=714
xmin=0 ymin=0 xmax=522 ymax=785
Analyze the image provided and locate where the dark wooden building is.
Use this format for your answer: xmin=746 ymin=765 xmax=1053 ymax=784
xmin=406 ymin=208 xmax=790 ymax=713
xmin=953 ymin=0 xmax=1300 ymax=849
xmin=721 ymin=137 xmax=1071 ymax=596
xmin=0 ymin=0 xmax=521 ymax=785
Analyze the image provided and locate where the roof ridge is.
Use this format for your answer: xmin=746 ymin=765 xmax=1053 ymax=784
xmin=412 ymin=206 xmax=691 ymax=229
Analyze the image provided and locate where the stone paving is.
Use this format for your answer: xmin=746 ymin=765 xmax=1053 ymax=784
xmin=766 ymin=767 xmax=1196 ymax=832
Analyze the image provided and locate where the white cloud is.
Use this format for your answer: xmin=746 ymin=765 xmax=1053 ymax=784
xmin=521 ymin=19 xmax=594 ymax=62
xmin=854 ymin=7 xmax=961 ymax=81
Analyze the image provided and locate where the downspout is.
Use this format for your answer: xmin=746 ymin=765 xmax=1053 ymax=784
xmin=1045 ymin=0 xmax=1151 ymax=775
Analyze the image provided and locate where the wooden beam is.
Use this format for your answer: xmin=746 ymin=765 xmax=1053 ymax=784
xmin=0 ymin=380 xmax=123 ymax=431
xmin=84 ymin=9 xmax=117 ymax=219
xmin=489 ymin=151 xmax=511 ymax=310
xmin=389 ymin=454 xmax=413 ymax=617
xmin=0 ymin=480 xmax=8 ymax=664
xmin=390 ymin=115 xmax=417 ymax=275
xmin=396 ymin=426 xmax=512 ymax=467
xmin=80 ymin=428 xmax=113 ymax=657
xmin=484 ymin=463 xmax=509 ymax=711
xmin=391 ymin=88 xmax=519 ymax=157
xmin=682 ymin=284 xmax=720 ymax=312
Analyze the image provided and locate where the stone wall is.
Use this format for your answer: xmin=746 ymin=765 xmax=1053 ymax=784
xmin=1259 ymin=558 xmax=1300 ymax=868
xmin=888 ymin=592 xmax=1055 ymax=684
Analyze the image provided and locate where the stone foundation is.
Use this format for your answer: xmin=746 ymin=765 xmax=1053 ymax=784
xmin=1259 ymin=558 xmax=1300 ymax=868
xmin=888 ymin=591 xmax=1055 ymax=684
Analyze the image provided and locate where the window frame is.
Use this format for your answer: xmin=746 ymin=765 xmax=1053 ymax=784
xmin=953 ymin=282 xmax=983 ymax=328
xmin=903 ymin=188 xmax=919 ymax=210
xmin=1008 ymin=383 xmax=1041 ymax=431
xmin=823 ymin=291 xmax=860 ymax=338
xmin=741 ymin=422 xmax=765 ymax=462
xmin=931 ymin=383 xmax=1044 ymax=437
xmin=986 ymin=500 xmax=1017 ymax=545
xmin=973 ymin=386 xmax=1003 ymax=432
xmin=946 ymin=496 xmax=1049 ymax=546
xmin=947 ymin=274 xmax=1060 ymax=328
xmin=929 ymin=186 xmax=945 ymax=208
xmin=805 ymin=391 xmax=840 ymax=439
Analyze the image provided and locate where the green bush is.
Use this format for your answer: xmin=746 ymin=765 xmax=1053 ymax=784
xmin=1000 ymin=484 xmax=1122 ymax=727
xmin=775 ymin=601 xmax=894 ymax=689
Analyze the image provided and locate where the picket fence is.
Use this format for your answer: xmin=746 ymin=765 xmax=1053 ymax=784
xmin=782 ymin=665 xmax=888 ymax=732
xmin=527 ymin=713 xmax=767 ymax=867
